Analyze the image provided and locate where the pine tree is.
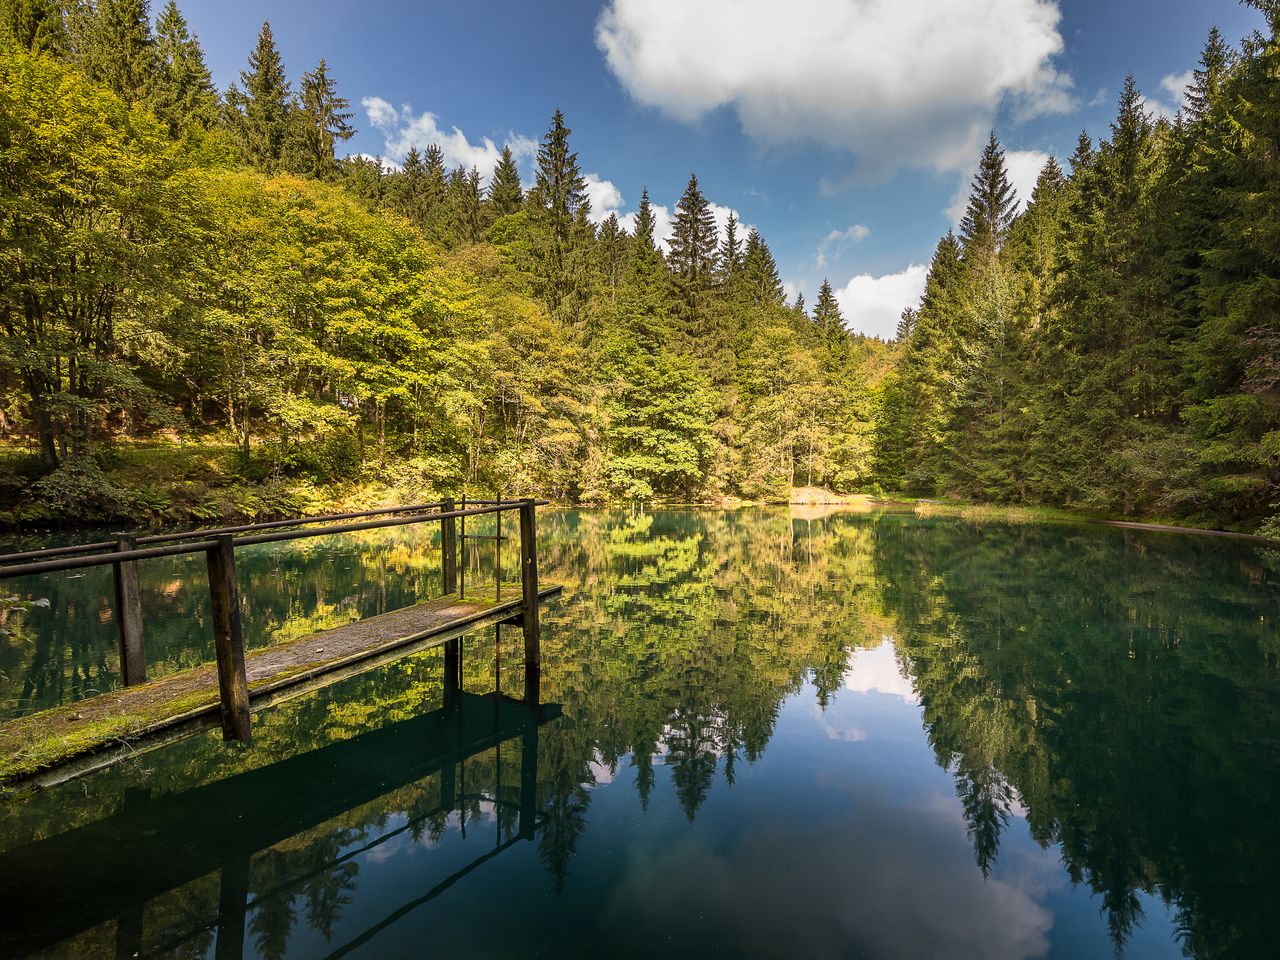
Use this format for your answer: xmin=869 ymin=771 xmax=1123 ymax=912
xmin=597 ymin=213 xmax=627 ymax=296
xmin=1 ymin=0 xmax=67 ymax=55
xmin=73 ymin=0 xmax=155 ymax=103
xmin=1184 ymin=4 xmax=1280 ymax=527
xmin=149 ymin=0 xmax=218 ymax=136
xmin=813 ymin=279 xmax=844 ymax=346
xmin=229 ymin=20 xmax=292 ymax=170
xmin=528 ymin=109 xmax=589 ymax=322
xmin=741 ymin=229 xmax=784 ymax=306
xmin=896 ymin=308 xmax=918 ymax=342
xmin=668 ymin=173 xmax=718 ymax=285
xmin=289 ymin=58 xmax=354 ymax=179
xmin=719 ymin=211 xmax=743 ymax=281
xmin=1185 ymin=26 xmax=1231 ymax=126
xmin=959 ymin=131 xmax=1017 ymax=267
xmin=447 ymin=165 xmax=483 ymax=244
xmin=873 ymin=231 xmax=964 ymax=489
xmin=487 ymin=145 xmax=524 ymax=218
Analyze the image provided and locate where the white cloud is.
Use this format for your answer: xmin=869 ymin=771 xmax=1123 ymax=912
xmin=843 ymin=640 xmax=921 ymax=705
xmin=584 ymin=173 xmax=625 ymax=224
xmin=816 ymin=224 xmax=870 ymax=269
xmin=1141 ymin=70 xmax=1194 ymax=122
xmin=835 ymin=264 xmax=929 ymax=340
xmin=361 ymin=96 xmax=537 ymax=186
xmin=945 ymin=148 xmax=1052 ymax=224
xmin=596 ymin=0 xmax=1076 ymax=180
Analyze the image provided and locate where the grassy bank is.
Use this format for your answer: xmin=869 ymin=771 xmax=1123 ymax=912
xmin=1 ymin=440 xmax=1275 ymax=544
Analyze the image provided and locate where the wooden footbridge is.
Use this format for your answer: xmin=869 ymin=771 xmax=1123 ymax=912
xmin=0 ymin=498 xmax=561 ymax=783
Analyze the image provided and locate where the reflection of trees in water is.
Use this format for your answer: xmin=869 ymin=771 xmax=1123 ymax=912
xmin=11 ymin=510 xmax=1277 ymax=958
xmin=0 ymin=527 xmax=448 ymax=717
xmin=532 ymin=508 xmax=888 ymax=830
xmin=873 ymin=516 xmax=1280 ymax=957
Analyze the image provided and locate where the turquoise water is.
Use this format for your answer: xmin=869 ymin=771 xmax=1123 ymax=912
xmin=1 ymin=507 xmax=1278 ymax=958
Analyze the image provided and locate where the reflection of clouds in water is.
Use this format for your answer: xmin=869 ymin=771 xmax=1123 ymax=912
xmin=821 ymin=721 xmax=868 ymax=742
xmin=589 ymin=750 xmax=617 ymax=787
xmin=604 ymin=798 xmax=1055 ymax=960
xmin=843 ymin=638 xmax=921 ymax=705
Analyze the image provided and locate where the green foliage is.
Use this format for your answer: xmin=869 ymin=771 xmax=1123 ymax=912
xmin=872 ymin=19 xmax=1280 ymax=530
xmin=3 ymin=6 xmax=1277 ymax=530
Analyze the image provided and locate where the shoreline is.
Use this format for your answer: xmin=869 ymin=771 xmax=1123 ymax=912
xmin=2 ymin=494 xmax=1276 ymax=551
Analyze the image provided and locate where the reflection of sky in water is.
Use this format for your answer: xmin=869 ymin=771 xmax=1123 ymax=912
xmin=8 ymin=509 xmax=1264 ymax=958
xmin=297 ymin=642 xmax=1180 ymax=960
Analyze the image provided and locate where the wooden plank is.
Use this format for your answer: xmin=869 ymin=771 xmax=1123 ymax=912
xmin=207 ymin=535 xmax=251 ymax=742
xmin=1 ymin=586 xmax=564 ymax=790
xmin=112 ymin=534 xmax=146 ymax=686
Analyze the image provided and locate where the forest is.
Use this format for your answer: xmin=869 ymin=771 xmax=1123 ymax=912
xmin=1 ymin=1 xmax=1278 ymax=533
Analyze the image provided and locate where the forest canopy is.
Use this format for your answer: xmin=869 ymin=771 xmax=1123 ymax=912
xmin=1 ymin=0 xmax=1278 ymax=534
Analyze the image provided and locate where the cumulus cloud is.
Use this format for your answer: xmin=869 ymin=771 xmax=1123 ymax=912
xmin=816 ymin=224 xmax=871 ymax=269
xmin=945 ymin=148 xmax=1052 ymax=224
xmin=583 ymin=173 xmax=625 ymax=224
xmin=843 ymin=640 xmax=921 ymax=705
xmin=596 ymin=0 xmax=1076 ymax=180
xmin=835 ymin=264 xmax=929 ymax=340
xmin=1141 ymin=70 xmax=1193 ymax=122
xmin=361 ymin=96 xmax=537 ymax=185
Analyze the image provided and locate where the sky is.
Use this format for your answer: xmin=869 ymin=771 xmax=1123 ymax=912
xmin=178 ymin=0 xmax=1264 ymax=339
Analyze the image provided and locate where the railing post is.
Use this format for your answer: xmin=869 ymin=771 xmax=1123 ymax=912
xmin=112 ymin=533 xmax=146 ymax=686
xmin=207 ymin=534 xmax=251 ymax=742
xmin=519 ymin=499 xmax=540 ymax=671
xmin=441 ymin=497 xmax=458 ymax=595
xmin=495 ymin=498 xmax=502 ymax=601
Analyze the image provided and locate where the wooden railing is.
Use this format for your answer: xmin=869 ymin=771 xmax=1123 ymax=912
xmin=0 ymin=499 xmax=547 ymax=740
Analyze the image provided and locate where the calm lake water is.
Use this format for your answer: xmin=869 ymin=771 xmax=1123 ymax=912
xmin=1 ymin=507 xmax=1278 ymax=959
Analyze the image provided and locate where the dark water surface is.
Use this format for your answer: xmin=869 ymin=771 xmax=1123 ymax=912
xmin=1 ymin=507 xmax=1278 ymax=959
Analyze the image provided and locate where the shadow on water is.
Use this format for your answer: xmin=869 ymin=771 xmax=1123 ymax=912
xmin=1 ymin=508 xmax=1279 ymax=958
xmin=0 ymin=629 xmax=560 ymax=960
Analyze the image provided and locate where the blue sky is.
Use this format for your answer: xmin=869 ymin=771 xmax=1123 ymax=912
xmin=179 ymin=0 xmax=1263 ymax=338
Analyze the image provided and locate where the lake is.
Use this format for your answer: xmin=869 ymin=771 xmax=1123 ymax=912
xmin=1 ymin=507 xmax=1278 ymax=959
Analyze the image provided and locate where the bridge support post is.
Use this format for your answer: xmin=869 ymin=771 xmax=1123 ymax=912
xmin=519 ymin=500 xmax=540 ymax=674
xmin=207 ymin=535 xmax=251 ymax=742
xmin=112 ymin=534 xmax=146 ymax=686
xmin=441 ymin=497 xmax=457 ymax=595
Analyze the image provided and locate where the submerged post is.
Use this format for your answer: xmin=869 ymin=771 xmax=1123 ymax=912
xmin=519 ymin=499 xmax=540 ymax=671
xmin=112 ymin=534 xmax=146 ymax=686
xmin=441 ymin=497 xmax=458 ymax=595
xmin=207 ymin=534 xmax=251 ymax=742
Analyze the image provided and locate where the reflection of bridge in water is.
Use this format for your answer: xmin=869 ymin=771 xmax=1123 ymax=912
xmin=0 ymin=640 xmax=561 ymax=959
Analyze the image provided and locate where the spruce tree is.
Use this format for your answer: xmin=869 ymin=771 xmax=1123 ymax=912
xmin=959 ymin=131 xmax=1017 ymax=266
xmin=813 ymin=279 xmax=844 ymax=346
xmin=597 ymin=213 xmax=627 ymax=295
xmin=149 ymin=0 xmax=218 ymax=136
xmin=1185 ymin=26 xmax=1230 ymax=126
xmin=668 ymin=173 xmax=718 ymax=285
xmin=289 ymin=58 xmax=354 ymax=179
xmin=447 ymin=165 xmax=483 ymax=244
xmin=1 ymin=0 xmax=67 ymax=55
xmin=74 ymin=0 xmax=155 ymax=103
xmin=528 ymin=109 xmax=589 ymax=321
xmin=487 ymin=145 xmax=524 ymax=218
xmin=719 ymin=211 xmax=743 ymax=280
xmin=231 ymin=20 xmax=292 ymax=170
xmin=741 ymin=229 xmax=784 ymax=306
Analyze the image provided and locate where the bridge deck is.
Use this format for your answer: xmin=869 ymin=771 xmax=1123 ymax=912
xmin=0 ymin=585 xmax=562 ymax=786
